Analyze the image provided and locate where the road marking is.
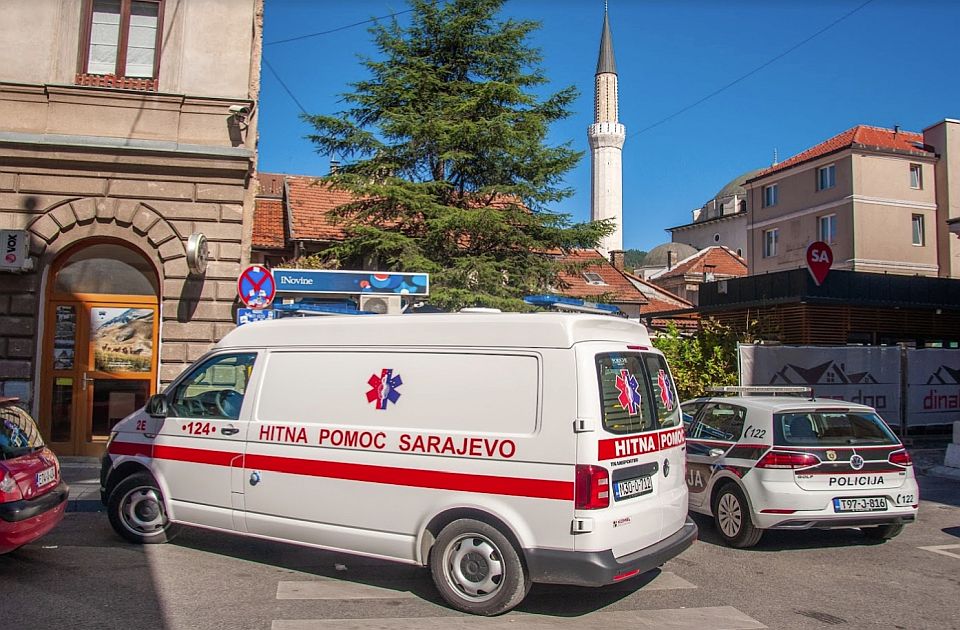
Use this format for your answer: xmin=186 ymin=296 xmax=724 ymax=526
xmin=276 ymin=571 xmax=695 ymax=600
xmin=277 ymin=579 xmax=418 ymax=600
xmin=272 ymin=607 xmax=766 ymax=629
xmin=918 ymin=544 xmax=960 ymax=560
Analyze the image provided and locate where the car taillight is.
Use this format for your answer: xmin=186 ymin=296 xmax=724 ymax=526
xmin=575 ymin=464 xmax=609 ymax=510
xmin=0 ymin=469 xmax=23 ymax=503
xmin=890 ymin=449 xmax=912 ymax=466
xmin=756 ymin=451 xmax=820 ymax=469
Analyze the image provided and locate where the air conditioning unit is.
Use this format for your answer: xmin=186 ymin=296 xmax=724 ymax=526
xmin=359 ymin=294 xmax=403 ymax=315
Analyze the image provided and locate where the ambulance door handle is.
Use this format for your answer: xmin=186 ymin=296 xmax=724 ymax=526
xmin=709 ymin=448 xmax=726 ymax=457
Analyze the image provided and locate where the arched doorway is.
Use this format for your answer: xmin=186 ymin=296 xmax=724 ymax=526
xmin=41 ymin=240 xmax=160 ymax=456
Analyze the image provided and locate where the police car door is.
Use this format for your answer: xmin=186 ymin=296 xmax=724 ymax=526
xmin=151 ymin=352 xmax=257 ymax=531
xmin=685 ymin=402 xmax=747 ymax=509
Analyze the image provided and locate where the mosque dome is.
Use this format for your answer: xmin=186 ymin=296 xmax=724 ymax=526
xmin=643 ymin=242 xmax=697 ymax=268
xmin=713 ymin=167 xmax=764 ymax=200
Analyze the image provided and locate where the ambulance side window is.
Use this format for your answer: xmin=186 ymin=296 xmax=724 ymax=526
xmin=169 ymin=353 xmax=257 ymax=420
xmin=691 ymin=403 xmax=746 ymax=442
xmin=643 ymin=354 xmax=681 ymax=429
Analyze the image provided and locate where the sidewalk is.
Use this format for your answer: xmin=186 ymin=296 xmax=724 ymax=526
xmin=59 ymin=445 xmax=958 ymax=515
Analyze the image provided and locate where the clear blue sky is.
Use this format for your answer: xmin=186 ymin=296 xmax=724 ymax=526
xmin=258 ymin=0 xmax=960 ymax=253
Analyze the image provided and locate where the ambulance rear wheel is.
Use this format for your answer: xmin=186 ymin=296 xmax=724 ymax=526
xmin=107 ymin=472 xmax=178 ymax=545
xmin=861 ymin=522 xmax=904 ymax=541
xmin=430 ymin=519 xmax=529 ymax=616
xmin=713 ymin=484 xmax=763 ymax=548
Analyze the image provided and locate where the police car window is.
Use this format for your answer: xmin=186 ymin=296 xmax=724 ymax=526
xmin=169 ymin=353 xmax=257 ymax=421
xmin=691 ymin=403 xmax=746 ymax=442
xmin=643 ymin=354 xmax=681 ymax=428
xmin=681 ymin=401 xmax=704 ymax=432
xmin=595 ymin=353 xmax=656 ymax=434
xmin=775 ymin=411 xmax=898 ymax=446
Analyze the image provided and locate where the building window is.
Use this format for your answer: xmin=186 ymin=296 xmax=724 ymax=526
xmin=583 ymin=272 xmax=607 ymax=286
xmin=714 ymin=233 xmax=720 ymax=243
xmin=763 ymin=228 xmax=778 ymax=258
xmin=910 ymin=163 xmax=923 ymax=189
xmin=817 ymin=164 xmax=836 ymax=191
xmin=78 ymin=0 xmax=163 ymax=90
xmin=762 ymin=184 xmax=778 ymax=208
xmin=818 ymin=214 xmax=837 ymax=244
xmin=912 ymin=214 xmax=925 ymax=246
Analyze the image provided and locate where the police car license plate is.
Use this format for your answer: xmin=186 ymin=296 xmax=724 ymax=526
xmin=36 ymin=466 xmax=56 ymax=488
xmin=833 ymin=497 xmax=887 ymax=512
xmin=614 ymin=475 xmax=653 ymax=501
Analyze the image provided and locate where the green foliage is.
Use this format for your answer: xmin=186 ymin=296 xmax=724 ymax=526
xmin=652 ymin=319 xmax=751 ymax=400
xmin=623 ymin=249 xmax=647 ymax=269
xmin=302 ymin=0 xmax=611 ymax=311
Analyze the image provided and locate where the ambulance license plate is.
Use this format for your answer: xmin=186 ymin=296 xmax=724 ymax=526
xmin=36 ymin=466 xmax=56 ymax=488
xmin=833 ymin=497 xmax=887 ymax=512
xmin=614 ymin=475 xmax=653 ymax=501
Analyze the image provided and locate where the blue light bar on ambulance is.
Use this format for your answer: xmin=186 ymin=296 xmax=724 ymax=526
xmin=523 ymin=294 xmax=621 ymax=315
xmin=273 ymin=302 xmax=374 ymax=316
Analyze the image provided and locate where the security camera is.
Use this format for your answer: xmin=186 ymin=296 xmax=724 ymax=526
xmin=229 ymin=104 xmax=251 ymax=116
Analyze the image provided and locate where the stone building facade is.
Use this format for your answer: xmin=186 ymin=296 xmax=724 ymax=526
xmin=0 ymin=0 xmax=262 ymax=455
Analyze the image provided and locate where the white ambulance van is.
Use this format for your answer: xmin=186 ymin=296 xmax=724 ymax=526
xmin=100 ymin=313 xmax=696 ymax=615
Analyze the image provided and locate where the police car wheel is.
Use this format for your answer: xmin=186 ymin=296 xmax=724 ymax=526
xmin=713 ymin=484 xmax=763 ymax=548
xmin=861 ymin=522 xmax=904 ymax=541
xmin=107 ymin=472 xmax=178 ymax=545
xmin=430 ymin=519 xmax=529 ymax=616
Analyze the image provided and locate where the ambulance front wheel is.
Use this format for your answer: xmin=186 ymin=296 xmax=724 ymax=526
xmin=429 ymin=518 xmax=530 ymax=616
xmin=107 ymin=472 xmax=179 ymax=545
xmin=713 ymin=484 xmax=763 ymax=548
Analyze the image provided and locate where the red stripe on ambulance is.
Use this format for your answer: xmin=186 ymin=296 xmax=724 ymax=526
xmin=109 ymin=441 xmax=573 ymax=501
xmin=597 ymin=427 xmax=686 ymax=461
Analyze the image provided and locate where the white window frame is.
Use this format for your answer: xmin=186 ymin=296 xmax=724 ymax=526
xmin=910 ymin=163 xmax=923 ymax=190
xmin=763 ymin=228 xmax=778 ymax=258
xmin=583 ymin=272 xmax=607 ymax=286
xmin=912 ymin=214 xmax=925 ymax=246
xmin=818 ymin=214 xmax=837 ymax=244
xmin=817 ymin=164 xmax=836 ymax=191
xmin=762 ymin=184 xmax=778 ymax=208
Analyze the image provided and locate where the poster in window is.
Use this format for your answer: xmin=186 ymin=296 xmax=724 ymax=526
xmin=53 ymin=305 xmax=76 ymax=368
xmin=90 ymin=307 xmax=154 ymax=373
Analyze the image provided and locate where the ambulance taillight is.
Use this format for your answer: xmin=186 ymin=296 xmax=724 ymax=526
xmin=575 ymin=465 xmax=609 ymax=510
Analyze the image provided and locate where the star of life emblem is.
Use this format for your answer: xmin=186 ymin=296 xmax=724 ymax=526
xmin=615 ymin=369 xmax=642 ymax=416
xmin=657 ymin=369 xmax=675 ymax=411
xmin=366 ymin=369 xmax=403 ymax=410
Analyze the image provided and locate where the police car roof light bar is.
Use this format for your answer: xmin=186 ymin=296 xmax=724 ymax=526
xmin=709 ymin=385 xmax=814 ymax=397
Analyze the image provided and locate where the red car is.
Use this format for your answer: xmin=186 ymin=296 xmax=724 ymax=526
xmin=0 ymin=397 xmax=68 ymax=554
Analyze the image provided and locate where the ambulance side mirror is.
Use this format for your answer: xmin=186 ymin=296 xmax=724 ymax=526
xmin=146 ymin=394 xmax=170 ymax=418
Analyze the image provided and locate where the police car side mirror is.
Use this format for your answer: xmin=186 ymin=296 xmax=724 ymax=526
xmin=146 ymin=394 xmax=170 ymax=418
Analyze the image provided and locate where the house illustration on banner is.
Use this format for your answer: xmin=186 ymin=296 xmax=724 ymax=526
xmin=926 ymin=364 xmax=960 ymax=385
xmin=769 ymin=361 xmax=880 ymax=386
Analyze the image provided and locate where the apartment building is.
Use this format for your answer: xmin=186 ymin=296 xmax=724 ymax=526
xmin=745 ymin=122 xmax=959 ymax=278
xmin=0 ymin=0 xmax=263 ymax=455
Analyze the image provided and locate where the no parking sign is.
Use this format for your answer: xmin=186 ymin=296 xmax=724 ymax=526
xmin=237 ymin=265 xmax=276 ymax=309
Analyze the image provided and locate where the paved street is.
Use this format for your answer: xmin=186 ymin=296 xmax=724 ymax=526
xmin=3 ymin=470 xmax=958 ymax=630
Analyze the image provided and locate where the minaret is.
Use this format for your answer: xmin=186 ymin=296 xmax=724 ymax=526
xmin=588 ymin=6 xmax=626 ymax=257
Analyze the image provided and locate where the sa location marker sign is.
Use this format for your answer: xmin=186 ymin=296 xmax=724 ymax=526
xmin=237 ymin=265 xmax=276 ymax=309
xmin=806 ymin=241 xmax=833 ymax=286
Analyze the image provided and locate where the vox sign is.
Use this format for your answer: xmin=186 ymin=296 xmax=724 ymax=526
xmin=0 ymin=230 xmax=29 ymax=271
xmin=806 ymin=241 xmax=833 ymax=286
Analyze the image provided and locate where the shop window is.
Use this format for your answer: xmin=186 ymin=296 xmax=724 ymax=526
xmin=77 ymin=0 xmax=163 ymax=91
xmin=54 ymin=243 xmax=158 ymax=296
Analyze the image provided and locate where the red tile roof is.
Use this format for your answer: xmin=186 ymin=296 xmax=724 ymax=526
xmin=252 ymin=197 xmax=286 ymax=249
xmin=654 ymin=246 xmax=747 ymax=280
xmin=622 ymin=270 xmax=695 ymax=315
xmin=285 ymin=175 xmax=355 ymax=242
xmin=751 ymin=125 xmax=931 ymax=181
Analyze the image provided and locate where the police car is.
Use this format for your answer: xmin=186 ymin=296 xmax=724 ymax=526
xmin=682 ymin=387 xmax=918 ymax=548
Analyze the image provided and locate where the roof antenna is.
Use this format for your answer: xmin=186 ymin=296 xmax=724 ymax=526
xmin=772 ymin=148 xmax=778 ymax=166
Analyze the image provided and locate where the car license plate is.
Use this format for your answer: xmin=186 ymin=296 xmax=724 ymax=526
xmin=833 ymin=497 xmax=888 ymax=513
xmin=614 ymin=475 xmax=653 ymax=501
xmin=36 ymin=466 xmax=56 ymax=488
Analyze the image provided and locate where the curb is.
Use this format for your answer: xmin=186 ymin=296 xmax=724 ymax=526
xmin=925 ymin=466 xmax=960 ymax=482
